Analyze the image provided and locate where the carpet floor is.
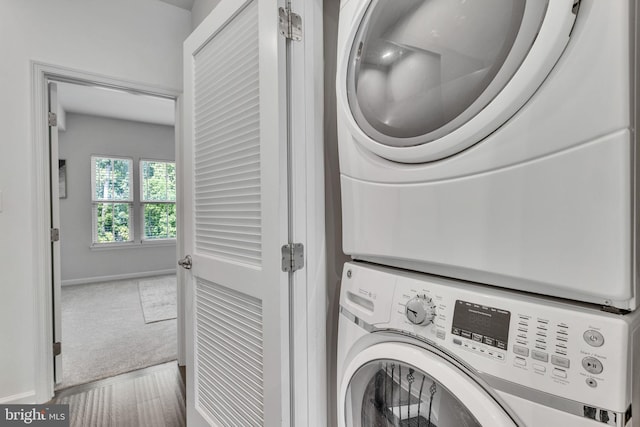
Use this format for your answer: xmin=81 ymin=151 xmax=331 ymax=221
xmin=58 ymin=276 xmax=177 ymax=390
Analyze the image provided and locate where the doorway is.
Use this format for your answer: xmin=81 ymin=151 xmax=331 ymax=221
xmin=33 ymin=62 xmax=185 ymax=399
xmin=51 ymin=80 xmax=180 ymax=389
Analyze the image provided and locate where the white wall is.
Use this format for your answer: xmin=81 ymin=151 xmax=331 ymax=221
xmin=191 ymin=0 xmax=221 ymax=29
xmin=59 ymin=113 xmax=176 ymax=285
xmin=0 ymin=0 xmax=190 ymax=403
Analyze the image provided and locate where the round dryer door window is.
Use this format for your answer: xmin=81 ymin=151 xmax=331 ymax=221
xmin=347 ymin=0 xmax=550 ymax=148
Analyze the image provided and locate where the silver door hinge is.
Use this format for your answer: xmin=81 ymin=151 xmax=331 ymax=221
xmin=278 ymin=6 xmax=302 ymax=41
xmin=281 ymin=243 xmax=304 ymax=272
xmin=53 ymin=342 xmax=62 ymax=357
xmin=48 ymin=112 xmax=57 ymax=127
xmin=51 ymin=228 xmax=60 ymax=242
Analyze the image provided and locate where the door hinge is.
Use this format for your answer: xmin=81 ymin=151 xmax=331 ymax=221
xmin=281 ymin=243 xmax=304 ymax=272
xmin=278 ymin=6 xmax=302 ymax=41
xmin=48 ymin=112 xmax=57 ymax=127
xmin=50 ymin=228 xmax=60 ymax=242
xmin=53 ymin=342 xmax=61 ymax=357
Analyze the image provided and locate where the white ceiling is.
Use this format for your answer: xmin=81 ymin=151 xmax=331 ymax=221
xmin=56 ymin=82 xmax=175 ymax=127
xmin=157 ymin=0 xmax=194 ymax=11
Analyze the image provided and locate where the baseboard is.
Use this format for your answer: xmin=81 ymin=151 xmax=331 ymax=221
xmin=0 ymin=391 xmax=36 ymax=404
xmin=61 ymin=269 xmax=177 ymax=287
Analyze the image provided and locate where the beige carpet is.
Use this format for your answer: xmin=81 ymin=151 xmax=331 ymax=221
xmin=59 ymin=276 xmax=177 ymax=390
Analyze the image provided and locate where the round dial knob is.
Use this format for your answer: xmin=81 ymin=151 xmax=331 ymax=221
xmin=405 ymin=295 xmax=436 ymax=325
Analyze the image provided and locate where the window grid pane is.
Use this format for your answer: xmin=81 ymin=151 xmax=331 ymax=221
xmin=93 ymin=157 xmax=132 ymax=202
xmin=143 ymin=203 xmax=177 ymax=240
xmin=141 ymin=161 xmax=176 ymax=202
xmin=95 ymin=202 xmax=132 ymax=243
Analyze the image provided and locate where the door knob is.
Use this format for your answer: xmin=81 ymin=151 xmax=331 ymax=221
xmin=178 ymin=255 xmax=192 ymax=270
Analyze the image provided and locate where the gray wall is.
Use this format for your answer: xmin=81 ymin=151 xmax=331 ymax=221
xmin=59 ymin=113 xmax=176 ymax=285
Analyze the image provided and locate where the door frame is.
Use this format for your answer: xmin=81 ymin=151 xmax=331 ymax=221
xmin=31 ymin=61 xmax=182 ymax=402
xmin=287 ymin=0 xmax=327 ymax=424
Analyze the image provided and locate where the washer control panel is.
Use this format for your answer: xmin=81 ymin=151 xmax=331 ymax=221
xmin=339 ymin=263 xmax=637 ymax=414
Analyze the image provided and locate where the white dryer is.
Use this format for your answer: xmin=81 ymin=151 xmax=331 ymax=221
xmin=336 ymin=0 xmax=640 ymax=310
xmin=337 ymin=262 xmax=640 ymax=427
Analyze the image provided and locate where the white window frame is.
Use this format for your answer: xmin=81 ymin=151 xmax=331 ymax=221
xmin=139 ymin=158 xmax=176 ymax=242
xmin=91 ymin=155 xmax=134 ymax=245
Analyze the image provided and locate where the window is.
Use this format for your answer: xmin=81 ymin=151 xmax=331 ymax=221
xmin=141 ymin=160 xmax=177 ymax=240
xmin=91 ymin=156 xmax=133 ymax=244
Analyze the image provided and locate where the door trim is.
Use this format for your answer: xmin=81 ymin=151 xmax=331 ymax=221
xmin=31 ymin=61 xmax=181 ymax=402
xmin=288 ymin=0 xmax=327 ymax=424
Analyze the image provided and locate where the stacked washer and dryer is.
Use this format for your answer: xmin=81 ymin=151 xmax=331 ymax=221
xmin=335 ymin=0 xmax=640 ymax=426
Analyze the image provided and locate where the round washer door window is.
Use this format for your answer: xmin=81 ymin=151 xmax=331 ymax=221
xmin=347 ymin=0 xmax=549 ymax=148
xmin=347 ymin=359 xmax=480 ymax=426
xmin=340 ymin=343 xmax=519 ymax=427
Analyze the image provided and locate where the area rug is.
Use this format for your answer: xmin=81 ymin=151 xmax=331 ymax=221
xmin=138 ymin=276 xmax=178 ymax=323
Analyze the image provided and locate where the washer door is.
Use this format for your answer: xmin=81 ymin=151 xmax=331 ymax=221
xmin=342 ymin=0 xmax=577 ymax=163
xmin=340 ymin=342 xmax=519 ymax=427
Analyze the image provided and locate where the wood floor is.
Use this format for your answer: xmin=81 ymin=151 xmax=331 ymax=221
xmin=51 ymin=361 xmax=186 ymax=427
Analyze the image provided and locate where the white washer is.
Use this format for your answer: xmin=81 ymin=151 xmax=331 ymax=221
xmin=337 ymin=262 xmax=640 ymax=427
xmin=336 ymin=0 xmax=640 ymax=310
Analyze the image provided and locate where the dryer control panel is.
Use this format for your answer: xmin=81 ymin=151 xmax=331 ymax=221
xmin=339 ymin=262 xmax=640 ymax=417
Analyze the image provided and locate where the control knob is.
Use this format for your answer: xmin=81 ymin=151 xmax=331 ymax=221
xmin=405 ymin=295 xmax=436 ymax=325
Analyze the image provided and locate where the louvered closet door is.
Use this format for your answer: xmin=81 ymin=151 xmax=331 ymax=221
xmin=183 ymin=0 xmax=290 ymax=426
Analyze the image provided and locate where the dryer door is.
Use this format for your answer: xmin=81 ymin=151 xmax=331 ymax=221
xmin=340 ymin=342 xmax=519 ymax=427
xmin=342 ymin=0 xmax=577 ymax=163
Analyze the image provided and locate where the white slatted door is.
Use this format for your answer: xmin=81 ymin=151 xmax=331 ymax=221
xmin=183 ymin=1 xmax=289 ymax=426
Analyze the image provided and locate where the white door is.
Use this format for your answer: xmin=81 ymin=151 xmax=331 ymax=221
xmin=183 ymin=0 xmax=291 ymax=425
xmin=48 ymin=81 xmax=63 ymax=385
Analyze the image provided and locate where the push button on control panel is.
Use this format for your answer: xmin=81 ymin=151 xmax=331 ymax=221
xmin=582 ymin=357 xmax=603 ymax=375
xmin=531 ymin=350 xmax=549 ymax=363
xmin=583 ymin=330 xmax=604 ymax=347
xmin=553 ymin=368 xmax=567 ymax=379
xmin=533 ymin=363 xmax=546 ymax=373
xmin=551 ymin=355 xmax=570 ymax=369
xmin=513 ymin=345 xmax=529 ymax=357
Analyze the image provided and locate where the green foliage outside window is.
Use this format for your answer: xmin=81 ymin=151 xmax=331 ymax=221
xmin=142 ymin=161 xmax=177 ymax=239
xmin=93 ymin=157 xmax=133 ymax=244
xmin=94 ymin=157 xmax=131 ymax=201
xmin=144 ymin=204 xmax=177 ymax=239
xmin=96 ymin=203 xmax=131 ymax=242
xmin=92 ymin=157 xmax=176 ymax=243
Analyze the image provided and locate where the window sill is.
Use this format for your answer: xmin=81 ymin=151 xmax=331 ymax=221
xmin=90 ymin=240 xmax=176 ymax=251
xmin=141 ymin=239 xmax=177 ymax=246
